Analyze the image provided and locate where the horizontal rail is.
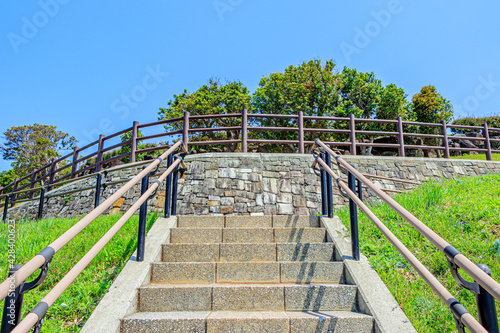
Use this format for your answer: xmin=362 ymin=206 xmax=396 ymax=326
xmin=248 ymin=126 xmax=298 ymax=132
xmin=187 ymin=140 xmax=240 ymax=146
xmin=50 ymin=173 xmax=99 ymax=187
xmin=403 ymin=133 xmax=444 ymax=139
xmin=247 ymin=139 xmax=299 ymax=145
xmin=315 ymin=139 xmax=500 ymax=302
xmin=136 ymin=116 xmax=183 ymax=129
xmin=45 ymin=185 xmax=96 ymax=198
xmin=135 ymin=144 xmax=171 ymax=154
xmin=303 ymin=128 xmax=350 ymax=134
xmin=138 ymin=130 xmax=182 ymax=141
xmin=190 ymin=113 xmax=241 ymax=120
xmin=316 ymin=156 xmax=486 ymax=333
xmin=303 ymin=115 xmax=349 ymax=121
xmin=102 ymin=126 xmax=133 ymax=141
xmin=12 ymin=158 xmax=182 ymax=333
xmin=189 ymin=126 xmax=241 ymax=133
xmin=248 ymin=114 xmax=298 ymax=119
xmin=0 ymin=141 xmax=182 ymax=301
xmin=354 ymin=118 xmax=398 ymax=124
xmin=101 ymin=140 xmax=131 ymax=154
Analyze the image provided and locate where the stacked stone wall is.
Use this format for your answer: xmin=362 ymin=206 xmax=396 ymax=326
xmin=4 ymin=154 xmax=500 ymax=220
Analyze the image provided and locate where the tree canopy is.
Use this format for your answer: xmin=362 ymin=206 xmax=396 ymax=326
xmin=0 ymin=124 xmax=77 ymax=178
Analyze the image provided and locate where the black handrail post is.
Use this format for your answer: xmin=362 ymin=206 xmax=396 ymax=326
xmin=37 ymin=188 xmax=45 ymax=221
xmin=325 ymin=153 xmax=333 ymax=218
xmin=2 ymin=195 xmax=9 ymax=222
xmin=357 ymin=178 xmax=363 ymax=201
xmin=476 ymin=264 xmax=499 ymax=333
xmin=170 ymin=164 xmax=179 ymax=216
xmin=137 ymin=169 xmax=149 ymax=262
xmin=94 ymin=173 xmax=102 ymax=209
xmin=1 ymin=265 xmax=24 ymax=333
xmin=320 ymin=153 xmax=328 ymax=216
xmin=348 ymin=171 xmax=360 ymax=261
xmin=163 ymin=153 xmax=173 ymax=218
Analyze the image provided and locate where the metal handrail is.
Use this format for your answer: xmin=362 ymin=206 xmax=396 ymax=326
xmin=314 ymin=139 xmax=500 ymax=303
xmin=10 ymin=158 xmax=182 ymax=333
xmin=0 ymin=141 xmax=182 ymax=301
xmin=314 ymin=155 xmax=487 ymax=333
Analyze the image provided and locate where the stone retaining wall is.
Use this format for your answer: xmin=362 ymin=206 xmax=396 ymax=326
xmin=4 ymin=154 xmax=500 ymax=220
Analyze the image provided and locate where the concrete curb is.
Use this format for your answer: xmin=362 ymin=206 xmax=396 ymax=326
xmin=81 ymin=216 xmax=176 ymax=333
xmin=321 ymin=216 xmax=417 ymax=333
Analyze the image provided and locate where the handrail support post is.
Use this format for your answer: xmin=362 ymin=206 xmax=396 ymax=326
xmin=476 ymin=264 xmax=499 ymax=333
xmin=325 ymin=153 xmax=333 ymax=218
xmin=37 ymin=188 xmax=45 ymax=220
xmin=483 ymin=123 xmax=493 ymax=161
xmin=170 ymin=164 xmax=180 ymax=216
xmin=1 ymin=265 xmax=25 ymax=333
xmin=164 ymin=153 xmax=173 ymax=218
xmin=320 ymin=153 xmax=328 ymax=216
xmin=94 ymin=173 xmax=102 ymax=209
xmin=348 ymin=171 xmax=360 ymax=261
xmin=137 ymin=168 xmax=149 ymax=262
xmin=241 ymin=109 xmax=248 ymax=153
xmin=2 ymin=195 xmax=9 ymax=221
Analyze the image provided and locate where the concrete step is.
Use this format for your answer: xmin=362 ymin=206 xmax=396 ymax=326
xmin=273 ymin=215 xmax=320 ymax=228
xmin=138 ymin=284 xmax=358 ymax=312
xmin=161 ymin=242 xmax=336 ymax=262
xmin=170 ymin=228 xmax=326 ymax=244
xmin=226 ymin=215 xmax=273 ymax=228
xmin=151 ymin=262 xmax=344 ymax=284
xmin=175 ymin=215 xmax=320 ymax=228
xmin=121 ymin=311 xmax=373 ymax=333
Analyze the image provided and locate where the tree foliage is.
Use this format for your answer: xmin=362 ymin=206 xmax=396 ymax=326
xmin=412 ymin=85 xmax=453 ymax=124
xmin=158 ymin=79 xmax=251 ymax=151
xmin=451 ymin=115 xmax=500 ymax=134
xmin=0 ymin=124 xmax=76 ymax=177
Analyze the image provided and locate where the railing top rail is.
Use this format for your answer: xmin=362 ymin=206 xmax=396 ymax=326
xmin=137 ymin=116 xmax=183 ymax=129
xmin=0 ymin=141 xmax=182 ymax=301
xmin=314 ymin=139 xmax=500 ymax=303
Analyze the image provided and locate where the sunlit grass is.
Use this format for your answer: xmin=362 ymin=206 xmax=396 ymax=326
xmin=450 ymin=153 xmax=500 ymax=161
xmin=0 ymin=213 xmax=157 ymax=332
xmin=336 ymin=174 xmax=500 ymax=332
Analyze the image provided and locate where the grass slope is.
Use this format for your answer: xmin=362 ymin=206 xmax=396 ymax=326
xmin=336 ymin=174 xmax=500 ymax=332
xmin=450 ymin=153 xmax=500 ymax=161
xmin=0 ymin=213 xmax=157 ymax=332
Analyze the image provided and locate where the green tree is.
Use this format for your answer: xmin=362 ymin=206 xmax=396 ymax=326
xmin=158 ymin=79 xmax=251 ymax=152
xmin=0 ymin=124 xmax=76 ymax=178
xmin=253 ymin=59 xmax=342 ymax=150
xmin=412 ymin=85 xmax=453 ymax=124
xmin=0 ymin=169 xmax=18 ymax=188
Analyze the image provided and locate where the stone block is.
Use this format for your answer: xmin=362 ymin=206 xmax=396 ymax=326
xmin=284 ymin=284 xmax=358 ymax=311
xmin=139 ymin=285 xmax=212 ymax=311
xmin=217 ymin=262 xmax=280 ymax=283
xmin=287 ymin=311 xmax=374 ymax=333
xmin=223 ymin=228 xmax=274 ymax=243
xmin=177 ymin=216 xmax=224 ymax=228
xmin=162 ymin=243 xmax=219 ymax=262
xmin=121 ymin=312 xmax=209 ymax=333
xmin=170 ymin=228 xmax=222 ymax=244
xmin=151 ymin=262 xmax=215 ymax=284
xmin=220 ymin=206 xmax=234 ymax=214
xmin=219 ymin=243 xmax=276 ymax=262
xmin=277 ymin=203 xmax=293 ymax=214
xmin=273 ymin=216 xmax=319 ymax=228
xmin=212 ymin=285 xmax=284 ymax=311
xmin=277 ymin=243 xmax=335 ymax=261
xmin=226 ymin=215 xmax=272 ymax=228
xmin=280 ymin=262 xmax=344 ymax=284
xmin=206 ymin=312 xmax=289 ymax=333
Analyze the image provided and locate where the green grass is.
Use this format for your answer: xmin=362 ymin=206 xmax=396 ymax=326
xmin=450 ymin=153 xmax=500 ymax=161
xmin=336 ymin=174 xmax=500 ymax=332
xmin=0 ymin=213 xmax=157 ymax=332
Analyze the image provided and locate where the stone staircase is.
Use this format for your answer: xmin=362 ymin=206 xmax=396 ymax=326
xmin=120 ymin=215 xmax=374 ymax=332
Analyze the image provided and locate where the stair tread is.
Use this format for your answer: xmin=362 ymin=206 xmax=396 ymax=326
xmin=142 ymin=283 xmax=354 ymax=288
xmin=124 ymin=310 xmax=372 ymax=320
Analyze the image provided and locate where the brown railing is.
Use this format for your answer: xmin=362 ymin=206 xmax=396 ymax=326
xmin=312 ymin=139 xmax=498 ymax=333
xmin=0 ymin=142 xmax=187 ymax=332
xmin=2 ymin=111 xmax=499 ymax=207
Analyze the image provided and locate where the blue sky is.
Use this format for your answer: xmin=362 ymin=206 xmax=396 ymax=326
xmin=1 ymin=1 xmax=500 ymax=171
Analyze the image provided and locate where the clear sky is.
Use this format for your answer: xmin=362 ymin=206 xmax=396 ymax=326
xmin=1 ymin=1 xmax=500 ymax=171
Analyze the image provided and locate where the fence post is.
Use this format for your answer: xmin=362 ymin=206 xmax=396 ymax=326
xmin=70 ymin=146 xmax=79 ymax=179
xmin=396 ymin=116 xmax=405 ymax=157
xmin=298 ymin=111 xmax=305 ymax=154
xmin=349 ymin=114 xmax=357 ymax=155
xmin=483 ymin=123 xmax=493 ymax=161
xmin=325 ymin=153 xmax=333 ymax=218
xmin=171 ymin=163 xmax=180 ymax=216
xmin=348 ymin=171 xmax=360 ymax=261
xmin=96 ymin=134 xmax=105 ymax=172
xmin=183 ymin=111 xmax=190 ymax=147
xmin=11 ymin=178 xmax=19 ymax=207
xmin=28 ymin=169 xmax=37 ymax=199
xmin=241 ymin=108 xmax=248 ymax=153
xmin=441 ymin=120 xmax=450 ymax=159
xmin=37 ymin=187 xmax=45 ymax=220
xmin=131 ymin=121 xmax=139 ymax=163
xmin=137 ymin=168 xmax=149 ymax=262
xmin=164 ymin=153 xmax=173 ymax=218
xmin=48 ymin=158 xmax=57 ymax=191
xmin=320 ymin=153 xmax=328 ymax=216
xmin=475 ymin=264 xmax=499 ymax=333
xmin=94 ymin=173 xmax=102 ymax=209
